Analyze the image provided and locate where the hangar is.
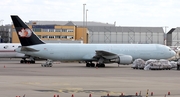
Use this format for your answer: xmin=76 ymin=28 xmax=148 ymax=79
xmin=166 ymin=27 xmax=180 ymax=46
xmin=10 ymin=20 xmax=165 ymax=44
xmin=88 ymin=26 xmax=164 ymax=44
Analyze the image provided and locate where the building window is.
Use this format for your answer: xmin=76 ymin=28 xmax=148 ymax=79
xmin=61 ymin=36 xmax=67 ymax=39
xmin=67 ymin=29 xmax=74 ymax=32
xmin=67 ymin=36 xmax=73 ymax=39
xmin=55 ymin=36 xmax=61 ymax=38
xmin=49 ymin=29 xmax=55 ymax=32
xmin=33 ymin=28 xmax=41 ymax=32
xmin=55 ymin=29 xmax=62 ymax=32
xmin=49 ymin=36 xmax=55 ymax=38
xmin=62 ymin=29 xmax=67 ymax=32
xmin=42 ymin=29 xmax=49 ymax=32
xmin=42 ymin=35 xmax=48 ymax=38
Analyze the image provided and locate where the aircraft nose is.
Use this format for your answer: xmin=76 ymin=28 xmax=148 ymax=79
xmin=171 ymin=50 xmax=176 ymax=56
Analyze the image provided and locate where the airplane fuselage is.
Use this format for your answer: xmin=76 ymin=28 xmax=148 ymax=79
xmin=0 ymin=43 xmax=25 ymax=58
xmin=16 ymin=43 xmax=175 ymax=61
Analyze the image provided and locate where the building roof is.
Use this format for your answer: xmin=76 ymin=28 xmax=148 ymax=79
xmin=87 ymin=26 xmax=164 ymax=33
xmin=28 ymin=21 xmax=164 ymax=33
xmin=28 ymin=21 xmax=115 ymax=26
xmin=171 ymin=27 xmax=180 ymax=33
xmin=167 ymin=28 xmax=176 ymax=34
xmin=65 ymin=21 xmax=76 ymax=26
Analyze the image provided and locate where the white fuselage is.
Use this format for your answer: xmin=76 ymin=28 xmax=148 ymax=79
xmin=0 ymin=43 xmax=26 ymax=58
xmin=16 ymin=43 xmax=176 ymax=61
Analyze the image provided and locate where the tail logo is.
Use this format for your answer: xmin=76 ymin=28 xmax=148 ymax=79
xmin=18 ymin=28 xmax=32 ymax=37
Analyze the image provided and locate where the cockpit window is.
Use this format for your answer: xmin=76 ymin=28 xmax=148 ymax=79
xmin=169 ymin=49 xmax=171 ymax=51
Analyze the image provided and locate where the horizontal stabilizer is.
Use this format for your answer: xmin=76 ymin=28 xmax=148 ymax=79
xmin=21 ymin=46 xmax=39 ymax=52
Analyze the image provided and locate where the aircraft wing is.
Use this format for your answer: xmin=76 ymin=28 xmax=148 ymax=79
xmin=94 ymin=50 xmax=119 ymax=59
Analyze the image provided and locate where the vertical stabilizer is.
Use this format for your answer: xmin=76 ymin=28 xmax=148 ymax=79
xmin=11 ymin=15 xmax=45 ymax=46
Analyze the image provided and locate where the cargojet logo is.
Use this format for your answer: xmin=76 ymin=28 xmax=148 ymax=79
xmin=18 ymin=28 xmax=32 ymax=37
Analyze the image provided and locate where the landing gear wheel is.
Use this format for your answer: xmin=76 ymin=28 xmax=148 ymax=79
xmin=86 ymin=62 xmax=95 ymax=67
xmin=90 ymin=63 xmax=95 ymax=67
xmin=20 ymin=60 xmax=24 ymax=63
xmin=96 ymin=63 xmax=105 ymax=67
xmin=20 ymin=60 xmax=35 ymax=64
xmin=86 ymin=63 xmax=91 ymax=67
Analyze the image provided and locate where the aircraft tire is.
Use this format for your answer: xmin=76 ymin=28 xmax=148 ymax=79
xmin=90 ymin=63 xmax=95 ymax=67
xmin=20 ymin=60 xmax=24 ymax=63
xmin=31 ymin=61 xmax=35 ymax=64
xmin=96 ymin=63 xmax=105 ymax=67
xmin=86 ymin=63 xmax=91 ymax=67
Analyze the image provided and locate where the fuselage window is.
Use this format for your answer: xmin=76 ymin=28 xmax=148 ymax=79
xmin=4 ymin=45 xmax=8 ymax=49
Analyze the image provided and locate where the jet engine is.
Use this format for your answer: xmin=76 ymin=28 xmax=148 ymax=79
xmin=111 ymin=55 xmax=133 ymax=64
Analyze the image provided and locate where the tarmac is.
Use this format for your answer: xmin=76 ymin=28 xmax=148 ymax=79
xmin=0 ymin=58 xmax=180 ymax=97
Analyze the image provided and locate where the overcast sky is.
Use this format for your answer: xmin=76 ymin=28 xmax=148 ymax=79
xmin=1 ymin=0 xmax=180 ymax=32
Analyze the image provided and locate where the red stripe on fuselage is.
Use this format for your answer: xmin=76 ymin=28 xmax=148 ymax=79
xmin=0 ymin=50 xmax=15 ymax=52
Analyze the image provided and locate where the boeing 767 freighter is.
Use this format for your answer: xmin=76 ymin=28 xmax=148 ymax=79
xmin=11 ymin=15 xmax=176 ymax=67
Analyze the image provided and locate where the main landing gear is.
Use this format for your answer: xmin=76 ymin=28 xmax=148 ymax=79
xmin=41 ymin=60 xmax=53 ymax=67
xmin=86 ymin=62 xmax=105 ymax=67
xmin=20 ymin=58 xmax=35 ymax=64
xmin=86 ymin=62 xmax=95 ymax=67
xmin=96 ymin=63 xmax=105 ymax=67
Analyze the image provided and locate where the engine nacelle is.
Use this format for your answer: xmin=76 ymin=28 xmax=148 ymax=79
xmin=115 ymin=55 xmax=133 ymax=64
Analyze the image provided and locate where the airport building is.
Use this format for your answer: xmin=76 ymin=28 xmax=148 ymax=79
xmin=0 ymin=25 xmax=11 ymax=43
xmin=12 ymin=21 xmax=88 ymax=43
xmin=10 ymin=21 xmax=165 ymax=44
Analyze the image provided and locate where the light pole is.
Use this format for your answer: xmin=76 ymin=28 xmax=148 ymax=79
xmin=85 ymin=9 xmax=88 ymax=43
xmin=86 ymin=9 xmax=88 ymax=28
xmin=83 ymin=3 xmax=86 ymax=42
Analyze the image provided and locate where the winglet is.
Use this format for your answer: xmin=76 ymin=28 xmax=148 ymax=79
xmin=11 ymin=15 xmax=45 ymax=46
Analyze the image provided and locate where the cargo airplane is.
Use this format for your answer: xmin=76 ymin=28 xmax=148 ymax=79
xmin=11 ymin=15 xmax=176 ymax=67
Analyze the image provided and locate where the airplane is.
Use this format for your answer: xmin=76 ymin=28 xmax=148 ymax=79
xmin=11 ymin=15 xmax=176 ymax=67
xmin=0 ymin=43 xmax=36 ymax=63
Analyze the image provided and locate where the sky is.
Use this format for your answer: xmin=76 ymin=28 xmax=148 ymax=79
xmin=1 ymin=0 xmax=180 ymax=32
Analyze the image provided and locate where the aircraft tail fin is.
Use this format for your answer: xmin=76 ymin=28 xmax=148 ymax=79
xmin=11 ymin=15 xmax=45 ymax=46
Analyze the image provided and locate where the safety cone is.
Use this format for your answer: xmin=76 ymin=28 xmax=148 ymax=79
xmin=120 ymin=93 xmax=123 ymax=96
xmin=151 ymin=92 xmax=153 ymax=96
xmin=54 ymin=94 xmax=56 ymax=97
xmin=57 ymin=95 xmax=59 ymax=97
xmin=107 ymin=93 xmax=109 ymax=96
xmin=72 ymin=94 xmax=74 ymax=97
xmin=168 ymin=92 xmax=170 ymax=95
xmin=89 ymin=94 xmax=92 ymax=97
xmin=4 ymin=65 xmax=5 ymax=68
xmin=135 ymin=92 xmax=138 ymax=96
